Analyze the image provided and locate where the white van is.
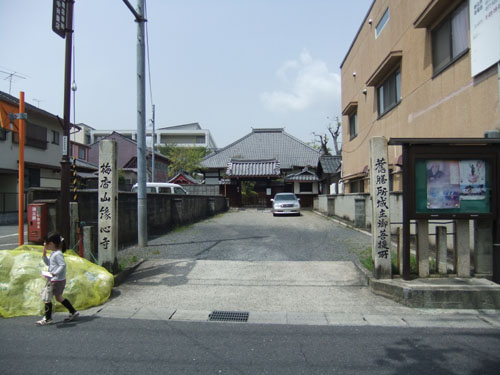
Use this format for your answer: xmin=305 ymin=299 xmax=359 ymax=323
xmin=131 ymin=182 xmax=188 ymax=195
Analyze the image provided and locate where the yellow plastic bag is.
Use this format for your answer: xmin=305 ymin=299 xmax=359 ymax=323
xmin=0 ymin=245 xmax=114 ymax=318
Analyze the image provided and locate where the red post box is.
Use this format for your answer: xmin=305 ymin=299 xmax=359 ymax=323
xmin=28 ymin=203 xmax=48 ymax=244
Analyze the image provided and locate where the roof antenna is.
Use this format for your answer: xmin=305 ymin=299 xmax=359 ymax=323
xmin=0 ymin=70 xmax=27 ymax=95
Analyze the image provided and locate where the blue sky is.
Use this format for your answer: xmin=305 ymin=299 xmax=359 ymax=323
xmin=0 ymin=0 xmax=372 ymax=148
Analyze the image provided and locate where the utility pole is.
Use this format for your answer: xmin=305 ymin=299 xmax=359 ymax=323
xmin=151 ymin=104 xmax=155 ymax=182
xmin=123 ymin=0 xmax=148 ymax=247
xmin=52 ymin=0 xmax=75 ymax=243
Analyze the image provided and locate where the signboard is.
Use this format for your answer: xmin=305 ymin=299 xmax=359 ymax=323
xmin=415 ymin=159 xmax=491 ymax=215
xmin=470 ymin=0 xmax=500 ymax=76
xmin=52 ymin=0 xmax=67 ymax=39
xmin=404 ymin=144 xmax=499 ymax=220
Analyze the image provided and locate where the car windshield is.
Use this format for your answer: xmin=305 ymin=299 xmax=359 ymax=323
xmin=274 ymin=194 xmax=297 ymax=201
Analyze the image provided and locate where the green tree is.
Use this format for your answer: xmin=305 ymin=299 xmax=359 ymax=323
xmin=157 ymin=145 xmax=210 ymax=177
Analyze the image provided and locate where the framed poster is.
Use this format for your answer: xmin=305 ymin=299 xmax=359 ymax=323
xmin=411 ymin=149 xmax=496 ymax=219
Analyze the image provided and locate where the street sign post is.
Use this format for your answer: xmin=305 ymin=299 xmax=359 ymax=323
xmin=52 ymin=0 xmax=75 ymax=243
xmin=52 ymin=0 xmax=67 ymax=39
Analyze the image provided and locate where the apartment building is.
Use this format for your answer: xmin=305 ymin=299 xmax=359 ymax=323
xmin=91 ymin=122 xmax=217 ymax=151
xmin=340 ymin=0 xmax=499 ymax=193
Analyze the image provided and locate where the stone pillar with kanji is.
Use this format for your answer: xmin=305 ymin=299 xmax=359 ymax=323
xmin=98 ymin=140 xmax=118 ymax=272
xmin=369 ymin=137 xmax=392 ymax=279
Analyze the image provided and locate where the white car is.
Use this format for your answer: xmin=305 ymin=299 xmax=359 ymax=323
xmin=131 ymin=182 xmax=188 ymax=195
xmin=271 ymin=193 xmax=301 ymax=216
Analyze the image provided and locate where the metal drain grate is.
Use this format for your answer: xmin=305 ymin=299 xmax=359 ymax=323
xmin=209 ymin=310 xmax=249 ymax=322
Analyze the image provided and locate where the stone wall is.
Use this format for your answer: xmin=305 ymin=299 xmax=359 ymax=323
xmin=28 ymin=188 xmax=228 ymax=248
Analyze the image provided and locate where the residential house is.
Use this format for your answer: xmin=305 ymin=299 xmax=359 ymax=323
xmin=70 ymin=122 xmax=94 ymax=161
xmin=0 ymin=91 xmax=64 ymax=217
xmin=200 ymin=128 xmax=320 ymax=207
xmin=87 ymin=131 xmax=170 ymax=188
xmin=340 ymin=0 xmax=499 ymax=193
xmin=317 ymin=155 xmax=342 ymax=194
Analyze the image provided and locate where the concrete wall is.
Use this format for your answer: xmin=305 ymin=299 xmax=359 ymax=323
xmin=314 ymin=192 xmax=474 ymax=250
xmin=182 ymin=184 xmax=220 ymax=196
xmin=315 ymin=192 xmax=402 ymax=232
xmin=28 ymin=188 xmax=228 ymax=248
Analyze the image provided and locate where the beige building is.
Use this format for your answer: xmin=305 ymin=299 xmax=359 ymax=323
xmin=340 ymin=0 xmax=499 ymax=193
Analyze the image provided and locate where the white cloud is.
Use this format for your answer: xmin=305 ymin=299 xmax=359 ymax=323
xmin=261 ymin=50 xmax=340 ymax=113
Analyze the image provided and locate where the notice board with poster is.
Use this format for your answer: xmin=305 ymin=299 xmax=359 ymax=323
xmin=395 ymin=141 xmax=500 ymax=220
xmin=415 ymin=159 xmax=491 ymax=215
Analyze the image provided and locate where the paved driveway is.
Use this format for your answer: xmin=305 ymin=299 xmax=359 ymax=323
xmin=121 ymin=209 xmax=372 ymax=262
xmin=94 ymin=210 xmax=415 ymax=321
xmin=86 ymin=211 xmax=500 ymax=327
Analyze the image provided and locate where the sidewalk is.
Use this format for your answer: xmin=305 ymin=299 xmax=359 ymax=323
xmin=83 ymin=258 xmax=500 ymax=329
xmin=315 ymin=210 xmax=500 ymax=310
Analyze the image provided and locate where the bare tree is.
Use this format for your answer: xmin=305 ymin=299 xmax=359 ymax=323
xmin=327 ymin=116 xmax=341 ymax=156
xmin=312 ymin=132 xmax=330 ymax=155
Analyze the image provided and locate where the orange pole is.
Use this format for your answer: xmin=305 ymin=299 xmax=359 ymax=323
xmin=18 ymin=92 xmax=25 ymax=246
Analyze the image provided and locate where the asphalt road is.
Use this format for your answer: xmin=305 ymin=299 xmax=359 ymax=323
xmin=1 ymin=316 xmax=499 ymax=375
xmin=119 ymin=209 xmax=372 ymax=262
xmin=0 ymin=224 xmax=26 ymax=250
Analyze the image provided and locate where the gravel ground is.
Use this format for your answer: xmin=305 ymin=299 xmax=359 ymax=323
xmin=118 ymin=209 xmax=372 ymax=264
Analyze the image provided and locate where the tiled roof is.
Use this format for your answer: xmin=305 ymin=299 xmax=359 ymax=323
xmin=319 ymin=155 xmax=342 ymax=174
xmin=0 ymin=90 xmax=59 ymax=121
xmin=201 ymin=128 xmax=319 ymax=170
xmin=226 ymin=159 xmax=280 ymax=177
xmin=169 ymin=171 xmax=200 ymax=184
xmin=285 ymin=167 xmax=319 ymax=182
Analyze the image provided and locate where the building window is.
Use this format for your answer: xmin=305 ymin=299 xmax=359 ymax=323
xmin=299 ymin=182 xmax=313 ymax=193
xmin=377 ymin=68 xmax=401 ymax=116
xmin=24 ymin=168 xmax=40 ymax=188
xmin=84 ymin=132 xmax=91 ymax=145
xmin=375 ymin=8 xmax=390 ymax=38
xmin=196 ymin=135 xmax=205 ymax=144
xmin=350 ymin=179 xmax=365 ymax=193
xmin=432 ymin=2 xmax=469 ymax=75
xmin=78 ymin=146 xmax=86 ymax=160
xmin=349 ymin=112 xmax=358 ymax=140
xmin=0 ymin=129 xmax=6 ymax=141
xmin=13 ymin=122 xmax=47 ymax=149
xmin=51 ymin=130 xmax=59 ymax=145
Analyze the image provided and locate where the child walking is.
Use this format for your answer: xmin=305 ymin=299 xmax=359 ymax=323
xmin=36 ymin=232 xmax=79 ymax=326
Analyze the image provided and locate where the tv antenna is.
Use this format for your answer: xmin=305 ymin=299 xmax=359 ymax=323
xmin=33 ymin=98 xmax=44 ymax=108
xmin=0 ymin=70 xmax=27 ymax=94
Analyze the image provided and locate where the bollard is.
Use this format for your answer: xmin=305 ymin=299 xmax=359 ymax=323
xmin=416 ymin=220 xmax=429 ymax=277
xmin=83 ymin=226 xmax=95 ymax=262
xmin=454 ymin=220 xmax=470 ymax=277
xmin=397 ymin=226 xmax=404 ymax=276
xmin=436 ymin=226 xmax=448 ymax=275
